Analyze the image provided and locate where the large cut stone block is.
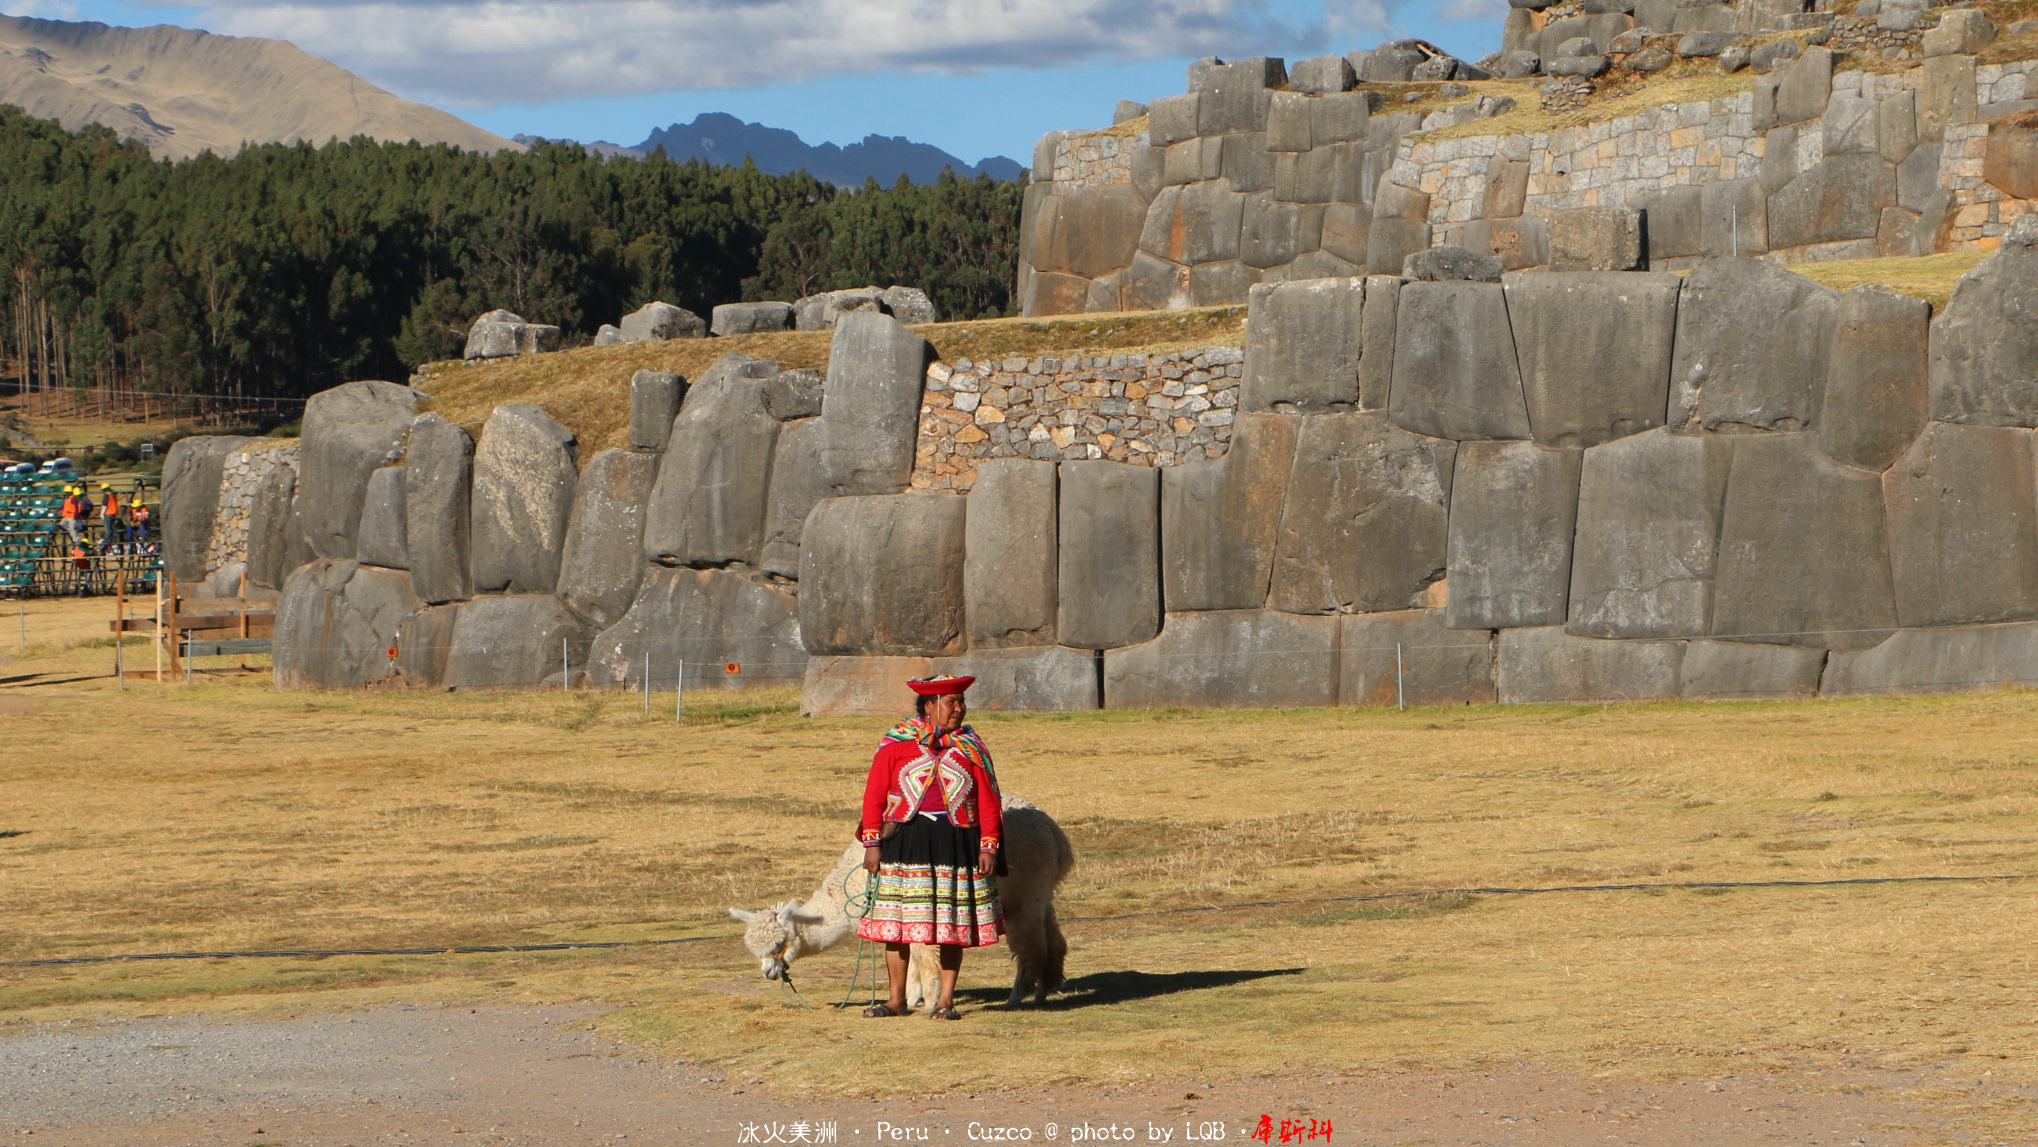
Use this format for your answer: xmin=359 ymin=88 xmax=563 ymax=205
xmin=1388 ymin=281 xmax=1532 ymax=440
xmin=1357 ymin=275 xmax=1398 ymax=410
xmin=1712 ymin=433 xmax=1897 ymax=649
xmin=1058 ymin=461 xmax=1161 ymax=649
xmin=1767 ymin=154 xmax=1896 ymax=250
xmin=1339 ymin=610 xmax=1496 ymax=707
xmin=628 ymin=370 xmax=686 ymax=452
xmin=1104 ymin=610 xmax=1338 ymax=709
xmin=1446 ymin=441 xmax=1584 ymax=630
xmin=394 ymin=602 xmax=460 ymax=690
xmin=931 ymin=646 xmax=1099 ymax=712
xmin=161 ymin=434 xmax=251 ymax=584
xmin=1270 ymin=412 xmax=1456 ymax=614
xmin=1138 ymin=183 xmax=1247 ymax=266
xmin=1884 ymin=423 xmax=2038 ymax=628
xmin=1984 ymin=118 xmax=2038 ymax=201
xmin=1496 ymin=627 xmax=1685 ymax=703
xmin=470 ymin=404 xmax=578 ymax=594
xmin=1545 ymin=207 xmax=1643 ymax=271
xmin=273 ymin=560 xmax=420 ymax=689
xmin=758 ymin=418 xmax=826 ymax=578
xmin=1823 ymin=622 xmax=2038 ymax=696
xmin=1930 ymin=215 xmax=2038 ymax=426
xmin=1678 ymin=641 xmax=1827 ymax=700
xmin=444 ymin=594 xmax=595 ymax=690
xmin=965 ymin=459 xmax=1059 ymax=648
xmin=1772 ymin=46 xmax=1834 ymax=125
xmin=1569 ymin=429 xmax=1732 ymax=639
xmin=820 ymin=312 xmax=930 ymax=496
xmin=1163 ymin=413 xmax=1299 ymax=612
xmin=356 ymin=465 xmax=409 ymax=570
xmin=245 ymin=461 xmax=300 ymax=591
xmin=800 ymin=494 xmax=967 ymax=656
xmin=1819 ymin=285 xmax=1929 ymax=471
xmin=557 ymin=449 xmax=660 ymax=630
xmin=404 ymin=414 xmax=474 ymax=605
xmin=1669 ymin=258 xmax=1839 ymax=432
xmin=1241 ymin=277 xmax=1365 ymax=413
xmin=1036 ymin=183 xmax=1148 ymax=280
xmin=1506 ymin=271 xmax=1679 ymax=448
xmin=710 ymin=301 xmax=794 ymax=337
xmin=801 ymin=656 xmax=934 ymax=717
xmin=643 ymin=354 xmax=781 ymax=567
xmin=298 ymin=381 xmax=416 ymax=560
xmin=586 ymin=567 xmax=803 ymax=690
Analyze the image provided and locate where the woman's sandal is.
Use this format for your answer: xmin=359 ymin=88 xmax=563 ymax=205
xmin=863 ymin=1003 xmax=904 ymax=1018
xmin=928 ymin=1006 xmax=962 ymax=1021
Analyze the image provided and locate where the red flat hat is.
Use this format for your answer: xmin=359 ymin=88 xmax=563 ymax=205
xmin=907 ymin=674 xmax=975 ymax=696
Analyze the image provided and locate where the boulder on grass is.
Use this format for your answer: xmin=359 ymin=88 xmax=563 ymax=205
xmin=404 ymin=414 xmax=474 ymax=605
xmin=618 ymin=301 xmax=706 ymax=342
xmin=710 ymin=301 xmax=794 ymax=336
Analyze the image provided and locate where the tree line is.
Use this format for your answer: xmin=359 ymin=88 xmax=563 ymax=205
xmin=0 ymin=105 xmax=1027 ymax=407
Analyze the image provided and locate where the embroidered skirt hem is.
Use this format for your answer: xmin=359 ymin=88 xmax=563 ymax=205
xmin=854 ymin=815 xmax=1002 ymax=948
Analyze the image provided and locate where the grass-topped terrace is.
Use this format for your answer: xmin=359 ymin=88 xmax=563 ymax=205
xmin=412 ymin=247 xmax=1986 ymax=455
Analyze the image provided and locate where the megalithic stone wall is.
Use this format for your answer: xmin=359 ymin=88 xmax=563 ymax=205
xmin=210 ymin=217 xmax=2038 ymax=710
xmin=1016 ymin=36 xmax=2038 ymax=316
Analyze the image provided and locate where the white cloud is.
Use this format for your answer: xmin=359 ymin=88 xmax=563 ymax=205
xmin=192 ymin=0 xmax=1339 ymax=106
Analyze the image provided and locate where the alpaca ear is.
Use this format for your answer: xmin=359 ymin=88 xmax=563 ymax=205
xmin=729 ymin=908 xmax=759 ymax=922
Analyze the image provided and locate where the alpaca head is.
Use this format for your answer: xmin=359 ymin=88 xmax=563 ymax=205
xmin=729 ymin=899 xmax=824 ymax=981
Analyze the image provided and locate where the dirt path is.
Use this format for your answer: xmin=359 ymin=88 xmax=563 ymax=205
xmin=0 ymin=1004 xmax=2009 ymax=1147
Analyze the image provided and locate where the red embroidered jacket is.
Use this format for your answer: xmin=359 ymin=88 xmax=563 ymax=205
xmin=857 ymin=736 xmax=1003 ymax=852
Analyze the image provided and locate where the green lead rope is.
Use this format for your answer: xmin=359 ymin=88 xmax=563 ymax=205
xmin=837 ymin=865 xmax=883 ymax=1010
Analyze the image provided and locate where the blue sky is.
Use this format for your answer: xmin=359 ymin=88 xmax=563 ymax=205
xmin=3 ymin=0 xmax=1510 ymax=162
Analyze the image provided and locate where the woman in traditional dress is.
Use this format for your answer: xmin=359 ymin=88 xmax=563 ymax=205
xmin=855 ymin=673 xmax=1004 ymax=1019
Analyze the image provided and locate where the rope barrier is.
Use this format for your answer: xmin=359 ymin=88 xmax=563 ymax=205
xmin=8 ymin=871 xmax=2031 ymax=971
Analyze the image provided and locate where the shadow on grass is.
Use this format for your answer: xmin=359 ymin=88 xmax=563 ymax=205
xmin=958 ymin=967 xmax=1305 ymax=1011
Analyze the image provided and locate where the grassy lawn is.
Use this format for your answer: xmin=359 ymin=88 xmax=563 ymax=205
xmin=4 ymin=597 xmax=2038 ymax=1139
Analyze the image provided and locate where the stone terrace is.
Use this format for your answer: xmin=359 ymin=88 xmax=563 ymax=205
xmin=911 ymin=346 xmax=1244 ymax=491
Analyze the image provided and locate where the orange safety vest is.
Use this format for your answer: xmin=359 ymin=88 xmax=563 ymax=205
xmin=103 ymin=492 xmax=120 ymax=516
xmin=59 ymin=495 xmax=81 ymax=519
xmin=132 ymin=504 xmax=149 ymax=523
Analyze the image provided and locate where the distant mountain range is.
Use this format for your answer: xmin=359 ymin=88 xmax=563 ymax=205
xmin=0 ymin=14 xmax=516 ymax=161
xmin=520 ymin=112 xmax=1024 ymax=186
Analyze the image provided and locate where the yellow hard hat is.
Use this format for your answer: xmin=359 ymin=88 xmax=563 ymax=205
xmin=98 ymin=483 xmax=110 ymax=490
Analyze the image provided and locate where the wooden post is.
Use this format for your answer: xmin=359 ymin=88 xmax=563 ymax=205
xmin=238 ymin=567 xmax=249 ymax=671
xmin=154 ymin=568 xmax=164 ymax=681
xmin=115 ymin=571 xmax=126 ymax=689
xmin=163 ymin=569 xmax=179 ymax=679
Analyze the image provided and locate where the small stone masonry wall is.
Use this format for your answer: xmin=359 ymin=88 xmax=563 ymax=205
xmin=204 ymin=441 xmax=298 ymax=577
xmin=911 ymin=347 xmax=1244 ymax=491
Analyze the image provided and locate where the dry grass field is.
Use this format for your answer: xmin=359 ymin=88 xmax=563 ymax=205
xmin=6 ymin=599 xmax=2038 ymax=1137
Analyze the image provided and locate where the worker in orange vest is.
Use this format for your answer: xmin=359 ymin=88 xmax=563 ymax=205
xmin=128 ymin=497 xmax=150 ymax=546
xmin=98 ymin=483 xmax=122 ymax=549
xmin=58 ymin=485 xmax=88 ymax=545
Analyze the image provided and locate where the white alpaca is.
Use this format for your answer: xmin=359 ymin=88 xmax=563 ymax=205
xmin=731 ymin=797 xmax=1075 ymax=1008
